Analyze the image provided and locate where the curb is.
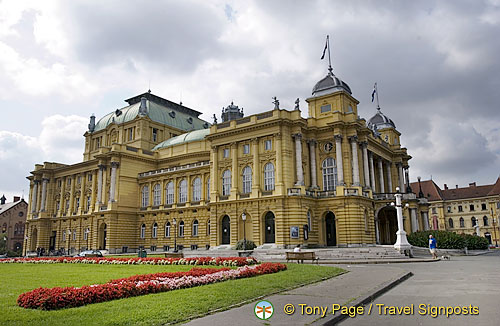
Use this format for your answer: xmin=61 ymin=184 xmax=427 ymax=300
xmin=264 ymin=258 xmax=440 ymax=264
xmin=314 ymin=271 xmax=413 ymax=326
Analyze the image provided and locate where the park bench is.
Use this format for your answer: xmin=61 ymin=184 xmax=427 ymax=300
xmin=164 ymin=252 xmax=184 ymax=258
xmin=285 ymin=251 xmax=319 ymax=264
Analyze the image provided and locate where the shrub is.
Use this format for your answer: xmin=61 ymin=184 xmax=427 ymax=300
xmin=234 ymin=239 xmax=257 ymax=250
xmin=461 ymin=234 xmax=489 ymax=250
xmin=408 ymin=230 xmax=466 ymax=249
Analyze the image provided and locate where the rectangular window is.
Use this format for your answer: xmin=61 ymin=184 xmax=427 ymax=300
xmin=265 ymin=140 xmax=272 ymax=150
xmin=481 ymin=203 xmax=487 ymax=210
xmin=86 ymin=196 xmax=91 ymax=211
xmin=320 ymin=104 xmax=331 ymax=113
xmin=72 ymin=230 xmax=77 ymax=241
xmin=243 ymin=144 xmax=250 ymax=154
xmin=152 ymin=128 xmax=158 ymax=142
xmin=128 ymin=128 xmax=134 ymax=141
xmin=96 ymin=137 xmax=101 ymax=149
xmin=447 ymin=206 xmax=451 ymax=213
xmin=75 ymin=198 xmax=80 ymax=210
xmin=58 ymin=179 xmax=62 ymax=187
xmin=431 ymin=207 xmax=437 ymax=214
xmin=87 ymin=173 xmax=92 ymax=182
xmin=458 ymin=205 xmax=463 ymax=212
xmin=469 ymin=204 xmax=474 ymax=211
xmin=223 ymin=148 xmax=230 ymax=158
xmin=179 ymin=224 xmax=184 ymax=237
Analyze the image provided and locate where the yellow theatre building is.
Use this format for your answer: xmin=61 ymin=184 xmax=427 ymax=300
xmin=24 ymin=66 xmax=431 ymax=255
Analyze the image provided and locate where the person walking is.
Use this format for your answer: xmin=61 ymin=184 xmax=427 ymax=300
xmin=429 ymin=234 xmax=438 ymax=259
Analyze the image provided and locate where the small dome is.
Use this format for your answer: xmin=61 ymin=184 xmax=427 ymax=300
xmin=367 ymin=108 xmax=396 ymax=132
xmin=312 ymin=72 xmax=352 ymax=96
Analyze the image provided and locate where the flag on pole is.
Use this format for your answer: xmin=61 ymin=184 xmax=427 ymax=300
xmin=371 ymin=83 xmax=377 ymax=102
xmin=321 ymin=36 xmax=328 ymax=60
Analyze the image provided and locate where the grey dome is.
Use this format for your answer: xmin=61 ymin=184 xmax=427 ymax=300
xmin=367 ymin=108 xmax=396 ymax=132
xmin=312 ymin=72 xmax=352 ymax=96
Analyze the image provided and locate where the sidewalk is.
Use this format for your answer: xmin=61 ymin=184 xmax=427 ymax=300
xmin=183 ymin=264 xmax=412 ymax=326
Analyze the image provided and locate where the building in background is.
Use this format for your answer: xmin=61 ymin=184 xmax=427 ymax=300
xmin=411 ymin=178 xmax=500 ymax=245
xmin=0 ymin=195 xmax=27 ymax=253
xmin=24 ymin=66 xmax=430 ymax=255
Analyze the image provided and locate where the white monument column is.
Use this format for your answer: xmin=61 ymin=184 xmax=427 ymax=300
xmin=97 ymin=164 xmax=105 ymax=204
xmin=378 ymin=159 xmax=385 ymax=193
xmin=362 ymin=142 xmax=370 ymax=188
xmin=410 ymin=208 xmax=419 ymax=232
xmin=369 ymin=152 xmax=376 ymax=191
xmin=334 ymin=135 xmax=344 ymax=185
xmin=293 ymin=133 xmax=304 ymax=186
xmin=109 ymin=162 xmax=119 ymax=203
xmin=40 ymin=178 xmax=49 ymax=212
xmin=308 ymin=140 xmax=318 ymax=188
xmin=31 ymin=180 xmax=39 ymax=213
xmin=386 ymin=162 xmax=393 ymax=192
xmin=349 ymin=136 xmax=360 ymax=186
xmin=393 ymin=187 xmax=412 ymax=254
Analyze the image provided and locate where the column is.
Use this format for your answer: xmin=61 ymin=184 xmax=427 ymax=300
xmin=308 ymin=139 xmax=318 ymax=188
xmin=68 ymin=176 xmax=75 ymax=214
xmin=57 ymin=177 xmax=66 ymax=216
xmin=293 ymin=133 xmax=304 ymax=186
xmin=211 ymin=146 xmax=219 ymax=198
xmin=275 ymin=133 xmax=283 ymax=189
xmin=398 ymin=163 xmax=405 ymax=192
xmin=410 ymin=208 xmax=418 ymax=232
xmin=386 ymin=162 xmax=393 ymax=192
xmin=334 ymin=135 xmax=344 ymax=185
xmin=231 ymin=142 xmax=238 ymax=195
xmin=349 ymin=136 xmax=360 ymax=186
xmin=362 ymin=142 xmax=370 ymax=188
xmin=423 ymin=211 xmax=430 ymax=231
xmin=109 ymin=162 xmax=119 ymax=203
xmin=97 ymin=164 xmax=105 ymax=204
xmin=40 ymin=178 xmax=48 ymax=212
xmin=90 ymin=170 xmax=97 ymax=212
xmin=369 ymin=152 xmax=376 ymax=190
xmin=378 ymin=159 xmax=385 ymax=193
xmin=31 ymin=180 xmax=39 ymax=213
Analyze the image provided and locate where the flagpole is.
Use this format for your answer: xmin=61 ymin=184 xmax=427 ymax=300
xmin=375 ymin=82 xmax=380 ymax=109
xmin=327 ymin=35 xmax=332 ymax=74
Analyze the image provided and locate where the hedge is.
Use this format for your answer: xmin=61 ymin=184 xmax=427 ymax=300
xmin=407 ymin=230 xmax=489 ymax=250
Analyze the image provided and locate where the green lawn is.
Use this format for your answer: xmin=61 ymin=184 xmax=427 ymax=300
xmin=0 ymin=263 xmax=344 ymax=325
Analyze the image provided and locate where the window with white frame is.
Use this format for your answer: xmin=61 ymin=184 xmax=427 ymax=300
xmin=243 ymin=144 xmax=250 ymax=154
xmin=265 ymin=139 xmax=272 ymax=150
xmin=152 ymin=222 xmax=158 ymax=238
xmin=192 ymin=220 xmax=199 ymax=236
xmin=192 ymin=177 xmax=201 ymax=201
xmin=73 ymin=229 xmax=77 ymax=240
xmin=62 ymin=230 xmax=66 ymax=241
xmin=179 ymin=179 xmax=187 ymax=203
xmin=165 ymin=222 xmax=171 ymax=237
xmin=86 ymin=196 xmax=91 ymax=211
xmin=264 ymin=163 xmax=275 ymax=191
xmin=152 ymin=128 xmax=158 ymax=142
xmin=153 ymin=183 xmax=161 ymax=206
xmin=141 ymin=185 xmax=149 ymax=207
xmin=165 ymin=181 xmax=174 ymax=204
xmin=206 ymin=177 xmax=210 ymax=201
xmin=322 ymin=157 xmax=337 ymax=191
xmin=242 ymin=166 xmax=252 ymax=193
xmin=207 ymin=219 xmax=210 ymax=235
xmin=140 ymin=224 xmax=146 ymax=238
xmin=307 ymin=210 xmax=312 ymax=231
xmin=84 ymin=228 xmax=89 ymax=240
xmin=223 ymin=148 xmax=230 ymax=158
xmin=179 ymin=221 xmax=184 ymax=237
xmin=222 ymin=170 xmax=231 ymax=196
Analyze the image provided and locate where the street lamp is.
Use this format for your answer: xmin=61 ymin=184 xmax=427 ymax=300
xmin=491 ymin=208 xmax=498 ymax=247
xmin=242 ymin=212 xmax=247 ymax=250
xmin=391 ymin=187 xmax=412 ymax=255
xmin=173 ymin=218 xmax=177 ymax=252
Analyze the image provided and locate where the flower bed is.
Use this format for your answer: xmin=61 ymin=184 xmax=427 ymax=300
xmin=17 ymin=263 xmax=287 ymax=310
xmin=1 ymin=256 xmax=257 ymax=267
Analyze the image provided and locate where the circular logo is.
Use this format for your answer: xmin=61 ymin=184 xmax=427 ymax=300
xmin=324 ymin=142 xmax=333 ymax=152
xmin=254 ymin=300 xmax=274 ymax=320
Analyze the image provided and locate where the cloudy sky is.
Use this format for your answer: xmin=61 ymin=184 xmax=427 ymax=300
xmin=1 ymin=0 xmax=499 ymax=200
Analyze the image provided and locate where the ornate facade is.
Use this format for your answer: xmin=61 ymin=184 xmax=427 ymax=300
xmin=24 ymin=68 xmax=430 ymax=254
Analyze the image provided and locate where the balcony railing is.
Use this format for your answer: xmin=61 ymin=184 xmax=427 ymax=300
xmin=139 ymin=161 xmax=210 ymax=178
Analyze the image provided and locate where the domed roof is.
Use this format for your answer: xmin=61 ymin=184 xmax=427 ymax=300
xmin=152 ymin=128 xmax=210 ymax=150
xmin=312 ymin=72 xmax=352 ymax=96
xmin=367 ymin=108 xmax=396 ymax=131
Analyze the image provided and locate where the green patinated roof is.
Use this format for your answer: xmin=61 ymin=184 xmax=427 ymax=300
xmin=152 ymin=128 xmax=211 ymax=150
xmin=94 ymin=95 xmax=209 ymax=132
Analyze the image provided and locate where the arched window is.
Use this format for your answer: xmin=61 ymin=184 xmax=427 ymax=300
xmin=165 ymin=181 xmax=174 ymax=204
xmin=192 ymin=177 xmax=201 ymax=201
xmin=165 ymin=222 xmax=171 ymax=237
xmin=206 ymin=177 xmax=210 ymax=201
xmin=207 ymin=219 xmax=211 ymax=235
xmin=449 ymin=218 xmax=454 ymax=228
xmin=222 ymin=170 xmax=231 ymax=196
xmin=179 ymin=221 xmax=185 ymax=237
xmin=242 ymin=166 xmax=252 ymax=193
xmin=459 ymin=217 xmax=464 ymax=228
xmin=483 ymin=216 xmax=489 ymax=226
xmin=322 ymin=157 xmax=337 ymax=191
xmin=193 ymin=219 xmax=199 ymax=236
xmin=141 ymin=185 xmax=149 ymax=207
xmin=307 ymin=210 xmax=312 ymax=231
xmin=152 ymin=222 xmax=158 ymax=238
xmin=14 ymin=223 xmax=19 ymax=235
xmin=471 ymin=217 xmax=477 ymax=227
xmin=62 ymin=230 xmax=66 ymax=241
xmin=140 ymin=224 xmax=146 ymax=239
xmin=179 ymin=179 xmax=187 ymax=203
xmin=264 ymin=163 xmax=275 ymax=191
xmin=153 ymin=184 xmax=161 ymax=206
xmin=84 ymin=228 xmax=90 ymax=241
xmin=86 ymin=195 xmax=91 ymax=211
xmin=73 ymin=229 xmax=77 ymax=241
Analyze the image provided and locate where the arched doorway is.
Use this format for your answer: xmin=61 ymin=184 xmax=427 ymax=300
xmin=30 ymin=228 xmax=38 ymax=252
xmin=377 ymin=207 xmax=397 ymax=245
xmin=485 ymin=232 xmax=492 ymax=245
xmin=325 ymin=212 xmax=336 ymax=246
xmin=221 ymin=215 xmax=230 ymax=245
xmin=264 ymin=212 xmax=275 ymax=243
xmin=98 ymin=223 xmax=107 ymax=250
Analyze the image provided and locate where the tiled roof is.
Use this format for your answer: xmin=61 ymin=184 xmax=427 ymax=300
xmin=412 ymin=178 xmax=500 ymax=202
xmin=442 ymin=184 xmax=494 ymax=200
xmin=487 ymin=177 xmax=500 ymax=196
xmin=410 ymin=180 xmax=443 ymax=201
xmin=0 ymin=198 xmax=25 ymax=215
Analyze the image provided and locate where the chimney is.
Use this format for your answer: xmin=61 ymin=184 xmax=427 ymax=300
xmin=456 ymin=185 xmax=458 ymax=189
xmin=444 ymin=184 xmax=448 ymax=190
xmin=0 ymin=195 xmax=5 ymax=205
xmin=13 ymin=196 xmax=20 ymax=202
xmin=469 ymin=182 xmax=476 ymax=187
